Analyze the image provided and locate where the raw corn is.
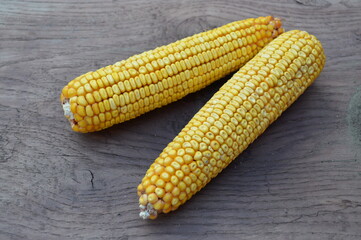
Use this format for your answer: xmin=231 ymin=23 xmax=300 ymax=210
xmin=60 ymin=16 xmax=283 ymax=133
xmin=137 ymin=30 xmax=326 ymax=219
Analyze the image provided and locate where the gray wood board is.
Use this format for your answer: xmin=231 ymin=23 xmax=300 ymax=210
xmin=1 ymin=0 xmax=361 ymax=239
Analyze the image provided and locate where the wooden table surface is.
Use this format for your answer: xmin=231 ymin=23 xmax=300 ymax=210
xmin=1 ymin=0 xmax=361 ymax=239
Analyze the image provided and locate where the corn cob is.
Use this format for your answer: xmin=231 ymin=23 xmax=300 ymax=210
xmin=60 ymin=16 xmax=283 ymax=133
xmin=137 ymin=30 xmax=326 ymax=219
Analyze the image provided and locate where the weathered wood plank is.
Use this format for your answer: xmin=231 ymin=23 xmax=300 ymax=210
xmin=1 ymin=0 xmax=361 ymax=239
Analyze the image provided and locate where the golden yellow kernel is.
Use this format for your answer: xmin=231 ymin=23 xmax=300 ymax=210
xmin=145 ymin=185 xmax=156 ymax=194
xmin=210 ymin=140 xmax=220 ymax=150
xmin=163 ymin=203 xmax=172 ymax=213
xmin=76 ymin=96 xmax=87 ymax=106
xmin=123 ymin=92 xmax=130 ymax=104
xmin=83 ymin=83 xmax=92 ymax=93
xmin=115 ymin=82 xmax=125 ymax=93
xmin=155 ymin=179 xmax=165 ymax=188
xmin=98 ymin=113 xmax=105 ymax=122
xmin=139 ymin=66 xmax=147 ymax=74
xmin=166 ymin=149 xmax=176 ymax=157
xmin=85 ymin=105 xmax=94 ymax=117
xmin=170 ymin=175 xmax=179 ymax=185
xmin=105 ymin=112 xmax=112 ymax=121
xmin=165 ymin=166 xmax=175 ymax=175
xmin=98 ymin=88 xmax=108 ymax=100
xmin=66 ymin=88 xmax=76 ymax=98
xmin=129 ymin=69 xmax=137 ymax=77
xmin=108 ymin=98 xmax=116 ymax=110
xmin=142 ymin=180 xmax=150 ymax=190
xmin=194 ymin=151 xmax=202 ymax=160
xmin=102 ymin=100 xmax=110 ymax=111
xmin=96 ymin=79 xmax=104 ymax=89
xmin=112 ymin=94 xmax=120 ymax=106
xmin=183 ymin=176 xmax=192 ymax=186
xmin=175 ymin=170 xmax=184 ymax=180
xmin=180 ymin=154 xmax=191 ymax=164
xmin=148 ymin=193 xmax=158 ymax=204
xmin=126 ymin=92 xmax=135 ymax=104
xmin=172 ymin=187 xmax=180 ymax=196
xmin=139 ymin=194 xmax=148 ymax=206
xmin=123 ymin=70 xmax=131 ymax=79
xmin=137 ymin=183 xmax=144 ymax=193
xmin=190 ymin=183 xmax=197 ymax=192
xmin=146 ymin=170 xmax=154 ymax=178
xmin=77 ymin=119 xmax=87 ymax=128
xmin=179 ymin=164 xmax=189 ymax=174
xmin=77 ymin=105 xmax=86 ymax=117
xmin=150 ymin=175 xmax=159 ymax=184
xmin=171 ymin=198 xmax=179 ymax=206
xmin=165 ymin=182 xmax=174 ymax=192
xmin=93 ymin=116 xmax=100 ymax=125
xmin=154 ymin=166 xmax=164 ymax=175
xmin=173 ymin=157 xmax=183 ymax=166
xmin=171 ymin=143 xmax=182 ymax=151
xmin=73 ymin=81 xmax=81 ymax=89
xmin=124 ymin=80 xmax=132 ymax=91
xmin=162 ymin=193 xmax=172 ymax=203
xmin=153 ymin=200 xmax=165 ymax=211
xmin=145 ymin=63 xmax=154 ymax=72
xmin=73 ymin=113 xmax=82 ymax=122
xmin=184 ymin=148 xmax=195 ymax=156
xmin=69 ymin=102 xmax=77 ymax=113
xmin=161 ymin=156 xmax=171 ymax=166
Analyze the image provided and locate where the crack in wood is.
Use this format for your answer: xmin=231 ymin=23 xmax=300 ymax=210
xmin=88 ymin=170 xmax=94 ymax=189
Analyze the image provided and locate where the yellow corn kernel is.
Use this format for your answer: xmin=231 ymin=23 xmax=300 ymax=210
xmin=85 ymin=105 xmax=94 ymax=117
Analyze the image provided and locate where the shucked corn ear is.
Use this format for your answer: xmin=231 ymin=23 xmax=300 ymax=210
xmin=137 ymin=30 xmax=326 ymax=219
xmin=60 ymin=16 xmax=283 ymax=133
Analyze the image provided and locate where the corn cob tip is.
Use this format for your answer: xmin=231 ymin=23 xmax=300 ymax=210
xmin=139 ymin=203 xmax=157 ymax=220
xmin=61 ymin=97 xmax=76 ymax=127
xmin=270 ymin=17 xmax=284 ymax=38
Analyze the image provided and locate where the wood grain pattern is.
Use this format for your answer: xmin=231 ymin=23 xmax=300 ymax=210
xmin=1 ymin=0 xmax=361 ymax=239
